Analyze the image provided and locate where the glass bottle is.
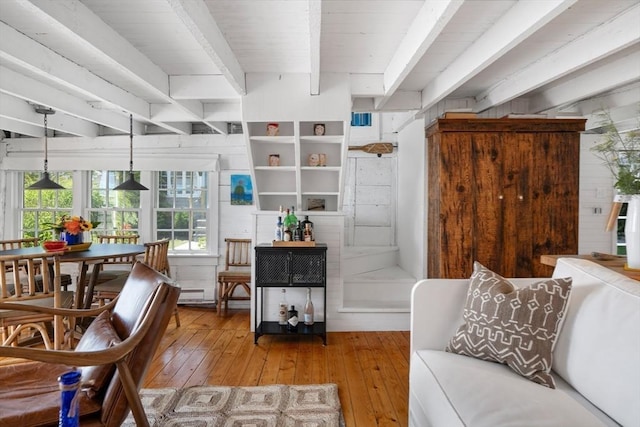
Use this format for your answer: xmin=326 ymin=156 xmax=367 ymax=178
xmin=301 ymin=215 xmax=314 ymax=241
xmin=303 ymin=223 xmax=313 ymax=242
xmin=58 ymin=370 xmax=81 ymax=427
xmin=283 ymin=208 xmax=294 ymax=234
xmin=275 ymin=216 xmax=283 ymax=241
xmin=293 ymin=220 xmax=303 ymax=241
xmin=304 ymin=287 xmax=314 ymax=325
xmin=287 ymin=305 xmax=299 ymax=331
xmin=279 ymin=289 xmax=288 ymax=325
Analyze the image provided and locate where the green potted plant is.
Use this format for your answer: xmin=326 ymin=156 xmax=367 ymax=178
xmin=591 ymin=110 xmax=640 ymax=195
xmin=591 ymin=109 xmax=640 ymax=269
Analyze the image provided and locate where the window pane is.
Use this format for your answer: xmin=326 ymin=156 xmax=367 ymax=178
xmin=20 ymin=172 xmax=73 ymax=240
xmin=155 ymin=171 xmax=209 ymax=253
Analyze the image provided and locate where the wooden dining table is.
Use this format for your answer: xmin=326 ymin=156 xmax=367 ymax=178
xmin=0 ymin=243 xmax=145 ymax=309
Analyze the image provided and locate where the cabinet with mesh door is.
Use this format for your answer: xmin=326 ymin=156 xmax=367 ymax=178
xmin=254 ymin=244 xmax=327 ymax=345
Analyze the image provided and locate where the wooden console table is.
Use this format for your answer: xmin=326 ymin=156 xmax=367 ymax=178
xmin=540 ymin=254 xmax=640 ymax=282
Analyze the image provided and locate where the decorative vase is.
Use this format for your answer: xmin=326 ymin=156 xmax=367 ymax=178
xmin=625 ymin=195 xmax=640 ymax=270
xmin=60 ymin=231 xmax=83 ymax=246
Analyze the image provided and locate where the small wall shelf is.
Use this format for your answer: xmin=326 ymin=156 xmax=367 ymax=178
xmin=245 ymin=120 xmax=348 ymax=212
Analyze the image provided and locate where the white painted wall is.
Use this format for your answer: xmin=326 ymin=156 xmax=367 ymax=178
xmin=395 ymin=118 xmax=426 ymax=279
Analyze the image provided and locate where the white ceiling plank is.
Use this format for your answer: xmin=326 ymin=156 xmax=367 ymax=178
xmin=419 ymin=0 xmax=578 ymax=115
xmin=0 ymin=116 xmax=43 ymax=137
xmin=0 ymin=21 xmax=150 ymax=119
xmin=378 ymin=91 xmax=422 ymax=111
xmin=169 ymin=75 xmax=240 ymax=100
xmin=151 ymin=103 xmax=203 ymax=122
xmin=309 ymin=0 xmax=322 ymax=95
xmin=350 ymin=74 xmax=385 ymax=97
xmin=529 ymin=51 xmax=640 ymax=114
xmin=203 ymin=102 xmax=242 ymax=122
xmin=474 ymin=4 xmax=640 ymax=112
xmin=375 ymin=0 xmax=464 ymax=110
xmin=166 ymin=0 xmax=246 ymax=95
xmin=0 ymin=66 xmax=132 ymax=133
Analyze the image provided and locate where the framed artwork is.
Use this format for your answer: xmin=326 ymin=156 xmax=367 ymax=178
xmin=230 ymin=174 xmax=253 ymax=205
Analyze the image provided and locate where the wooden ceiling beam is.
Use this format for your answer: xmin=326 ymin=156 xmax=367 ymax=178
xmin=418 ymin=0 xmax=578 ymax=116
xmin=529 ymin=50 xmax=640 ymax=114
xmin=375 ymin=0 xmax=463 ymax=111
xmin=166 ymin=0 xmax=246 ymax=95
xmin=308 ymin=0 xmax=322 ymax=95
xmin=474 ymin=3 xmax=640 ymax=112
xmin=0 ymin=66 xmax=134 ymax=134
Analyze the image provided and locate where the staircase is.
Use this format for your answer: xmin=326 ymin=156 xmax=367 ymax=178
xmin=340 ymin=246 xmax=415 ymax=314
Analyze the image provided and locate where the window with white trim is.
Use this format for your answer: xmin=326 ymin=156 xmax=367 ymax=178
xmin=21 ymin=171 xmax=73 ymax=240
xmin=156 ymin=171 xmax=209 ymax=252
xmin=86 ymin=170 xmax=141 ymax=239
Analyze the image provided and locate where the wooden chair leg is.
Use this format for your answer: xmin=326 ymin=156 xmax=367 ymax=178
xmin=173 ymin=307 xmax=180 ymax=327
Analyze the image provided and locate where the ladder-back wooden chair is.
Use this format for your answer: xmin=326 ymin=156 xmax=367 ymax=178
xmin=217 ymin=238 xmax=252 ymax=316
xmin=84 ymin=234 xmax=140 ymax=288
xmin=0 ymin=252 xmax=73 ymax=350
xmin=143 ymin=239 xmax=179 ymax=326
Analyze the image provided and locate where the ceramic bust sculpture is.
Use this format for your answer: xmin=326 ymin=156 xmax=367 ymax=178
xmin=314 ymin=123 xmax=325 ymax=136
xmin=266 ymin=123 xmax=279 ymax=136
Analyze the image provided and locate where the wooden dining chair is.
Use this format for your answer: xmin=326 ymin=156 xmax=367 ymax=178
xmin=217 ymin=238 xmax=252 ymax=316
xmin=82 ymin=234 xmax=139 ymax=307
xmin=142 ymin=239 xmax=180 ymax=326
xmin=94 ymin=239 xmax=180 ymax=326
xmin=0 ymin=237 xmax=73 ymax=290
xmin=0 ymin=252 xmax=74 ymax=350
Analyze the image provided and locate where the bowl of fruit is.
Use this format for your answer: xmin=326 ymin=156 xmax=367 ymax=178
xmin=42 ymin=240 xmax=68 ymax=252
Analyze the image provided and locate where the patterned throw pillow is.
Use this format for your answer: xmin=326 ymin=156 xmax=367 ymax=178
xmin=445 ymin=262 xmax=572 ymax=388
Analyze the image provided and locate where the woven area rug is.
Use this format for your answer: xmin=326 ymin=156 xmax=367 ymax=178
xmin=123 ymin=383 xmax=345 ymax=427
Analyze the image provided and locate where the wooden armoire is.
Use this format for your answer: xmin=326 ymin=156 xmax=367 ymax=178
xmin=426 ymin=117 xmax=586 ymax=278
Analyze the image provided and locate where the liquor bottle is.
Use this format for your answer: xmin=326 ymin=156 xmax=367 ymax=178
xmin=289 ymin=206 xmax=298 ymax=228
xmin=283 ymin=208 xmax=294 ymax=233
xmin=304 ymin=287 xmax=314 ymax=325
xmin=303 ymin=223 xmax=313 ymax=242
xmin=278 ymin=289 xmax=288 ymax=325
xmin=293 ymin=220 xmax=303 ymax=241
xmin=287 ymin=305 xmax=299 ymax=331
xmin=275 ymin=216 xmax=283 ymax=241
xmin=301 ymin=215 xmax=314 ymax=241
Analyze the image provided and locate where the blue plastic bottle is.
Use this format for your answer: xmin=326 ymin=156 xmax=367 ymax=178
xmin=58 ymin=370 xmax=81 ymax=427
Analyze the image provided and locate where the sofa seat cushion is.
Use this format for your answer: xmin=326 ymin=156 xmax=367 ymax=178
xmin=410 ymin=350 xmax=615 ymax=427
xmin=0 ymin=361 xmax=102 ymax=427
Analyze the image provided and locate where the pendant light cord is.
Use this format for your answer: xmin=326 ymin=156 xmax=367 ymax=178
xmin=129 ymin=113 xmax=134 ymax=172
xmin=43 ymin=113 xmax=49 ymax=173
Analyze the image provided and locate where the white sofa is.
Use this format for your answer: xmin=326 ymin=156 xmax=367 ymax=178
xmin=409 ymin=258 xmax=640 ymax=427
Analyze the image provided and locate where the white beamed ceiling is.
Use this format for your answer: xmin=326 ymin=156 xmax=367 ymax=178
xmin=0 ymin=0 xmax=638 ymax=138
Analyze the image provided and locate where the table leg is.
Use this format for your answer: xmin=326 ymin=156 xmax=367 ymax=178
xmin=75 ymin=262 xmax=89 ymax=310
xmin=83 ymin=263 xmax=102 ymax=309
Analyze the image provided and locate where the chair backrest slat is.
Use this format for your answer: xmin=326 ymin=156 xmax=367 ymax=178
xmin=143 ymin=239 xmax=171 ymax=277
xmin=223 ymin=238 xmax=251 ymax=271
xmin=98 ymin=234 xmax=140 ymax=266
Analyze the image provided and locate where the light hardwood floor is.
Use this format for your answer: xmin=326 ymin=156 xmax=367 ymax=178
xmin=147 ymin=305 xmax=410 ymax=427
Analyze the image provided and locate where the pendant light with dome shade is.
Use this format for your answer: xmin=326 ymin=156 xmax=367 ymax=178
xmin=27 ymin=107 xmax=65 ymax=190
xmin=113 ymin=113 xmax=148 ymax=191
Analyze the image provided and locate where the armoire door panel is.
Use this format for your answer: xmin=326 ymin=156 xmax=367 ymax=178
xmin=438 ymin=133 xmax=475 ymax=278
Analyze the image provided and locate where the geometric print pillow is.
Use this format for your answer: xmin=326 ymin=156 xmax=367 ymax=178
xmin=445 ymin=262 xmax=572 ymax=388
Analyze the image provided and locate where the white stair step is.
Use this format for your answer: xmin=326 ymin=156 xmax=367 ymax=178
xmin=343 ymin=266 xmax=415 ymax=311
xmin=342 ymin=246 xmax=399 ymax=276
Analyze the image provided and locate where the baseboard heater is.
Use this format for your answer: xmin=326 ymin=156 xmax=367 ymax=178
xmin=177 ymin=288 xmax=210 ymax=304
